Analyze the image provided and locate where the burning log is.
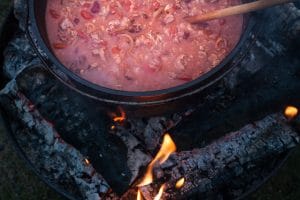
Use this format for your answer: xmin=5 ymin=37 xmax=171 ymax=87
xmin=106 ymin=112 xmax=188 ymax=185
xmin=137 ymin=134 xmax=177 ymax=187
xmin=111 ymin=125 xmax=152 ymax=184
xmin=121 ymin=114 xmax=187 ymax=153
xmin=141 ymin=113 xmax=192 ymax=153
xmin=0 ymin=66 xmax=135 ymax=195
xmin=0 ymin=84 xmax=110 ymax=199
xmin=138 ymin=114 xmax=300 ymax=199
xmin=1 ymin=63 xmax=300 ymax=200
xmin=0 ymin=64 xmax=188 ymax=195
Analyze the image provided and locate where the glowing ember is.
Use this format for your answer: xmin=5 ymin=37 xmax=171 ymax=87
xmin=175 ymin=177 xmax=185 ymax=189
xmin=113 ymin=117 xmax=126 ymax=123
xmin=138 ymin=134 xmax=176 ymax=187
xmin=136 ymin=189 xmax=143 ymax=200
xmin=284 ymin=106 xmax=298 ymax=120
xmin=154 ymin=184 xmax=166 ymax=200
xmin=84 ymin=158 xmax=90 ymax=165
xmin=112 ymin=108 xmax=126 ymax=123
xmin=110 ymin=125 xmax=116 ymax=131
xmin=113 ymin=115 xmax=126 ymax=123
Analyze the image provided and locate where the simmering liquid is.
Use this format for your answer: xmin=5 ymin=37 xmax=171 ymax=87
xmin=46 ymin=0 xmax=243 ymax=91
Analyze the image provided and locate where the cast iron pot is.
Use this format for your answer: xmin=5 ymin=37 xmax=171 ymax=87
xmin=26 ymin=0 xmax=260 ymax=116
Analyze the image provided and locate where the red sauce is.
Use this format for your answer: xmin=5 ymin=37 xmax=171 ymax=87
xmin=46 ymin=0 xmax=243 ymax=91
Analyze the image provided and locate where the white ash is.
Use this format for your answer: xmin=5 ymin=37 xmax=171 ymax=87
xmin=2 ymin=83 xmax=111 ymax=200
xmin=114 ymin=127 xmax=152 ymax=184
xmin=3 ymin=34 xmax=39 ymax=79
xmin=14 ymin=0 xmax=27 ymax=31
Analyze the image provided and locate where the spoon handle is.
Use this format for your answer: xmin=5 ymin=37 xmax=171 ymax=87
xmin=186 ymin=0 xmax=297 ymax=24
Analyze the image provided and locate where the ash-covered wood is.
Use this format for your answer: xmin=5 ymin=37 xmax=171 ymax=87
xmin=109 ymin=114 xmax=188 ymax=183
xmin=141 ymin=113 xmax=191 ymax=152
xmin=138 ymin=114 xmax=300 ymax=200
xmin=0 ymin=84 xmax=110 ymax=200
xmin=1 ymin=66 xmax=136 ymax=195
xmin=4 ymin=63 xmax=189 ymax=193
xmin=116 ymin=113 xmax=189 ymax=154
xmin=111 ymin=125 xmax=152 ymax=184
xmin=2 ymin=33 xmax=39 ymax=79
xmin=0 ymin=63 xmax=188 ymax=195
xmin=13 ymin=0 xmax=27 ymax=32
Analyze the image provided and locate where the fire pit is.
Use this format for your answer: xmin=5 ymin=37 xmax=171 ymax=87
xmin=1 ymin=0 xmax=300 ymax=200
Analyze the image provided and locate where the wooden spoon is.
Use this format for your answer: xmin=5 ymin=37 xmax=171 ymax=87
xmin=185 ymin=0 xmax=298 ymax=24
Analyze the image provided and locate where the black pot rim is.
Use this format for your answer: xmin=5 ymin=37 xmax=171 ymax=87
xmin=27 ymin=0 xmax=258 ymax=105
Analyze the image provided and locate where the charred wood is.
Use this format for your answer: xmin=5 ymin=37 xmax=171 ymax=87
xmin=0 ymin=66 xmax=132 ymax=195
xmin=139 ymin=114 xmax=300 ymax=200
xmin=0 ymin=84 xmax=110 ymax=199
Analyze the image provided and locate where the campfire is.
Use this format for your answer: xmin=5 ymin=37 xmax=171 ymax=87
xmin=136 ymin=133 xmax=176 ymax=199
xmin=0 ymin=0 xmax=300 ymax=200
xmin=137 ymin=134 xmax=176 ymax=187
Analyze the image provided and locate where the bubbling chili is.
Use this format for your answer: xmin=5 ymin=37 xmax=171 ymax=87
xmin=46 ymin=0 xmax=243 ymax=91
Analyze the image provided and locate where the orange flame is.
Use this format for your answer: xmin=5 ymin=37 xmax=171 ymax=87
xmin=138 ymin=134 xmax=176 ymax=187
xmin=136 ymin=189 xmax=142 ymax=200
xmin=111 ymin=107 xmax=126 ymax=123
xmin=154 ymin=184 xmax=166 ymax=200
xmin=113 ymin=113 xmax=126 ymax=123
xmin=85 ymin=158 xmax=90 ymax=165
xmin=284 ymin=106 xmax=298 ymax=120
xmin=175 ymin=178 xmax=185 ymax=189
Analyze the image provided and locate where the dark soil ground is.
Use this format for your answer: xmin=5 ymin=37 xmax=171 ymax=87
xmin=1 ymin=1 xmax=300 ymax=200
